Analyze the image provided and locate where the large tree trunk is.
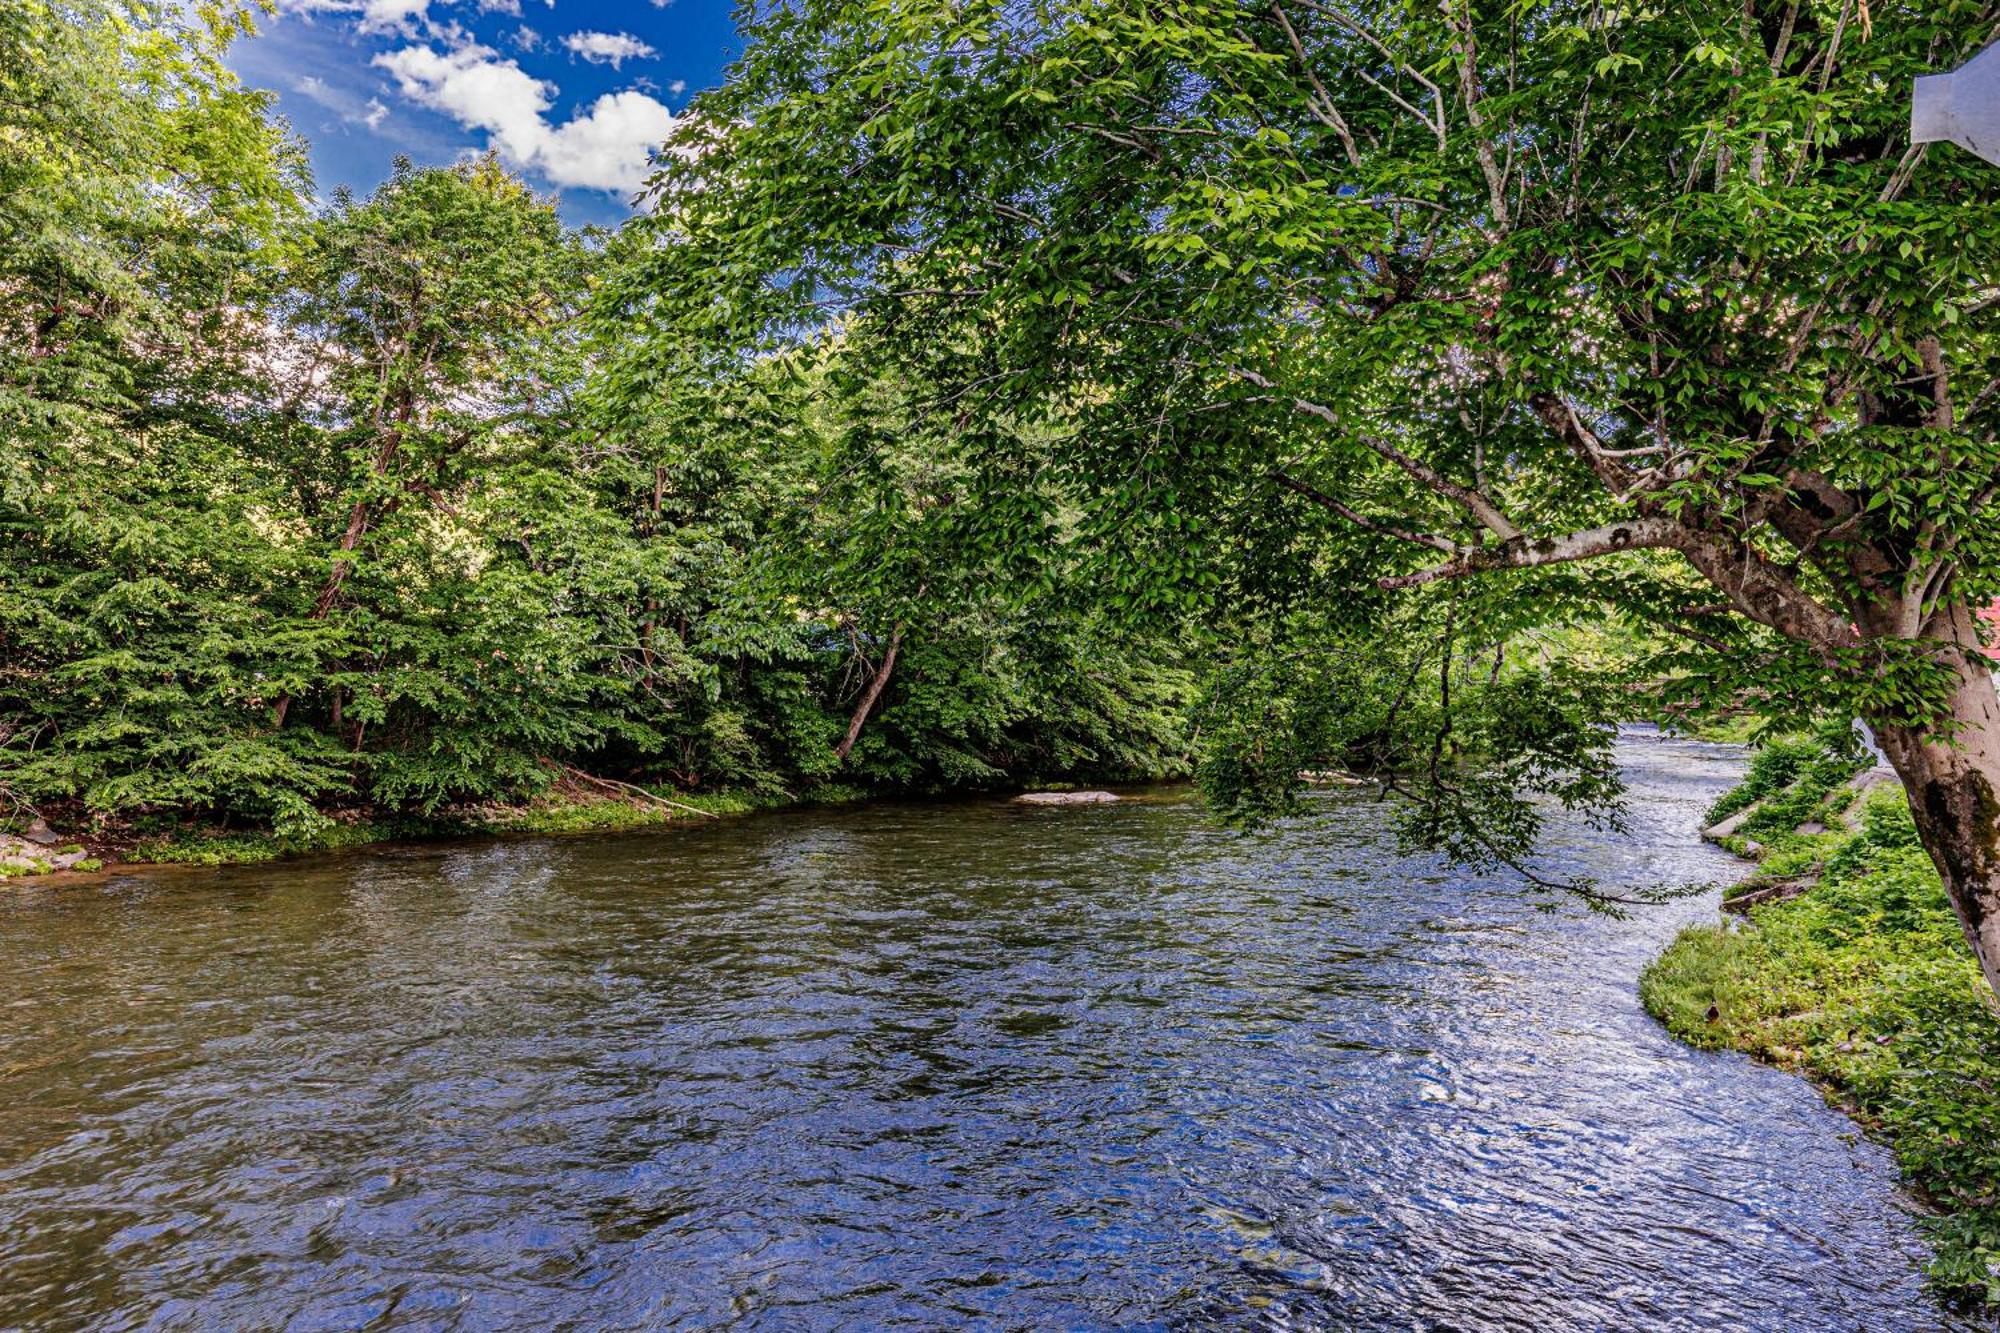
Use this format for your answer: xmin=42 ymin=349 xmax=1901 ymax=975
xmin=1868 ymin=600 xmax=2000 ymax=1003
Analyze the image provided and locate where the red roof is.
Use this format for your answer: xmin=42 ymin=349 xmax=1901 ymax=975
xmin=1982 ymin=604 xmax=2000 ymax=661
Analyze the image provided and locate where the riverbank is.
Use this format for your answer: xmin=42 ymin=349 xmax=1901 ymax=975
xmin=1643 ymin=734 xmax=2000 ymax=1310
xmin=0 ymin=777 xmax=876 ymax=877
xmin=0 ymin=773 xmax=1153 ymax=877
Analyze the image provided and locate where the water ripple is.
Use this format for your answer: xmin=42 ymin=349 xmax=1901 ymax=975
xmin=0 ymin=732 xmax=1960 ymax=1330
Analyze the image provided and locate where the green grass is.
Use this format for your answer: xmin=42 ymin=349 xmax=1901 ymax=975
xmin=123 ymin=780 xmax=878 ymax=865
xmin=1701 ymin=722 xmax=1870 ymax=833
xmin=130 ymin=820 xmax=405 ymax=866
xmin=480 ymin=797 xmax=685 ymax=835
xmin=1645 ymin=785 xmax=2000 ymax=1309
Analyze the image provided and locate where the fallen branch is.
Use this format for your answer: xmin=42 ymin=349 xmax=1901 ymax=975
xmin=557 ymin=763 xmax=720 ymax=819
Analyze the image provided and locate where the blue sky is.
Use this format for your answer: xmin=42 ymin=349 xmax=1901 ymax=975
xmin=229 ymin=0 xmax=744 ymax=225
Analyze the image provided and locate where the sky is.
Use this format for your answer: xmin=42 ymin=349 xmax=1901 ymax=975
xmin=228 ymin=0 xmax=744 ymax=226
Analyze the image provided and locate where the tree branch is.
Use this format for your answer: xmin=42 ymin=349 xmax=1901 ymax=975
xmin=1270 ymin=470 xmax=1461 ymax=553
xmin=1233 ymin=368 xmax=1522 ymax=541
xmin=1378 ymin=516 xmax=1687 ymax=589
xmin=1530 ymin=392 xmax=1646 ymax=497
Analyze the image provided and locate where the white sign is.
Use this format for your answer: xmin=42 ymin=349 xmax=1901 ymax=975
xmin=1914 ymin=43 xmax=2000 ymax=166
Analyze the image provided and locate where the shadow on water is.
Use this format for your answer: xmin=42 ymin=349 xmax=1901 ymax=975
xmin=0 ymin=731 xmax=1963 ymax=1329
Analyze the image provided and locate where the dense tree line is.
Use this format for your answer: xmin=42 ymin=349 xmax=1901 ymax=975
xmin=623 ymin=0 xmax=2000 ymax=996
xmin=0 ymin=0 xmax=1194 ymax=840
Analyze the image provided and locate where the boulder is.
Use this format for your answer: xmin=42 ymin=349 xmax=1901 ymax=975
xmin=1845 ymin=766 xmax=1901 ymax=797
xmin=1014 ymin=791 xmax=1120 ymax=805
xmin=0 ymin=831 xmax=94 ymax=876
xmin=1702 ymin=802 xmax=1760 ymax=841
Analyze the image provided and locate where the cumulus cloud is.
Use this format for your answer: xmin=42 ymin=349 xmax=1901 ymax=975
xmin=373 ymin=41 xmax=677 ymax=194
xmin=280 ymin=0 xmax=433 ymax=36
xmin=560 ymin=30 xmax=657 ymax=69
xmin=358 ymin=0 xmax=430 ymax=32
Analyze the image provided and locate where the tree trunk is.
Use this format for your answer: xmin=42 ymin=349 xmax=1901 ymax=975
xmin=273 ymin=403 xmax=411 ymax=729
xmin=1868 ymin=600 xmax=2000 ymax=1003
xmin=834 ymin=627 xmax=902 ymax=762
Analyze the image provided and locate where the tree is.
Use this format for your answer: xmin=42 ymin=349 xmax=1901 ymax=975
xmin=0 ymin=0 xmax=339 ymax=830
xmin=1 ymin=0 xmax=1205 ymax=836
xmin=584 ymin=302 xmax=1198 ymax=791
xmin=617 ymin=3 xmax=2000 ymax=995
xmin=272 ymin=157 xmax=634 ymax=809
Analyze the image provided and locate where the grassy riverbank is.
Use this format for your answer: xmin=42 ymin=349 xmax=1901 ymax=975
xmin=19 ymin=780 xmax=877 ymax=872
xmin=1643 ymin=739 xmax=2000 ymax=1308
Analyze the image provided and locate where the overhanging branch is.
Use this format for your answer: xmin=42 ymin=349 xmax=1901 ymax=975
xmin=1379 ymin=516 xmax=1688 ymax=589
xmin=1269 ymin=470 xmax=1461 ymax=554
xmin=1232 ymin=367 xmax=1522 ymax=541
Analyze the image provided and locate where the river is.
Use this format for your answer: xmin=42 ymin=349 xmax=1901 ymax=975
xmin=0 ymin=731 xmax=1954 ymax=1329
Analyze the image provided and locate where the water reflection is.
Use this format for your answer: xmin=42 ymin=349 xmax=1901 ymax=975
xmin=0 ymin=733 xmax=1953 ymax=1329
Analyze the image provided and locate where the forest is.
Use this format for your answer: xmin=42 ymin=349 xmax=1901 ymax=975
xmin=11 ymin=1 xmax=2000 ymax=948
xmin=2 ymin=1 xmax=1208 ymax=852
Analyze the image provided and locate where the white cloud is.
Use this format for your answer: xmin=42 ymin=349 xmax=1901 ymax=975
xmin=294 ymin=73 xmax=393 ymax=133
xmin=359 ymin=0 xmax=430 ymax=32
xmin=278 ymin=0 xmax=549 ymax=37
xmin=667 ymin=78 xmax=687 ymax=96
xmin=560 ymin=30 xmax=656 ymax=69
xmin=373 ymin=42 xmax=677 ymax=194
xmin=513 ymin=24 xmax=541 ymax=50
xmin=278 ymin=0 xmax=434 ymax=37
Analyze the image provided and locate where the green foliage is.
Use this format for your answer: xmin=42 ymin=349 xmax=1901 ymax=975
xmin=0 ymin=0 xmax=334 ymax=834
xmin=616 ymin=0 xmax=2000 ymax=931
xmin=131 ymin=820 xmax=401 ymax=867
xmin=1703 ymin=720 xmax=1870 ymax=829
xmin=1195 ymin=595 xmax=1645 ymax=907
xmin=1646 ymin=787 xmax=2000 ymax=1308
xmin=0 ymin=4 xmax=1197 ymax=843
xmin=479 ymin=798 xmax=705 ymax=836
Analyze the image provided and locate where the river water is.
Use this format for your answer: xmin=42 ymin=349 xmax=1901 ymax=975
xmin=0 ymin=732 xmax=1953 ymax=1329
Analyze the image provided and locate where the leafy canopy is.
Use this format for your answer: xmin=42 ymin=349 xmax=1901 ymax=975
xmin=612 ymin=0 xmax=2000 ymax=887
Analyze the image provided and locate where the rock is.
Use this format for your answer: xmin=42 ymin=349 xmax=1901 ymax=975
xmin=1723 ymin=875 xmax=1814 ymax=914
xmin=1014 ymin=791 xmax=1120 ymax=805
xmin=1796 ymin=821 xmax=1828 ymax=836
xmin=1846 ymin=766 xmax=1901 ymax=796
xmin=0 ymin=831 xmax=97 ymax=877
xmin=1702 ymin=802 xmax=1760 ymax=841
xmin=21 ymin=818 xmax=58 ymax=846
